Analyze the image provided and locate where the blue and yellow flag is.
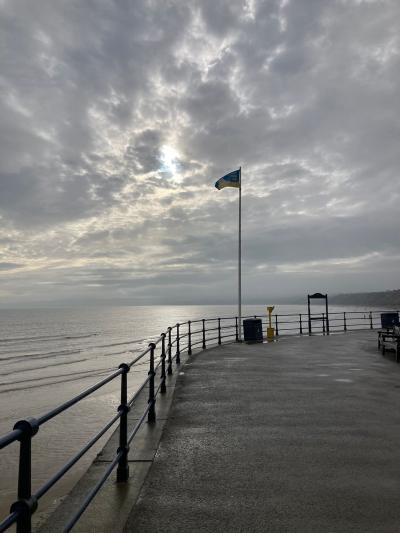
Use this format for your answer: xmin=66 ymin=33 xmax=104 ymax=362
xmin=215 ymin=169 xmax=241 ymax=190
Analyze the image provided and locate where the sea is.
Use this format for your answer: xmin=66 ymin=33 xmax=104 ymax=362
xmin=0 ymin=304 xmax=385 ymax=523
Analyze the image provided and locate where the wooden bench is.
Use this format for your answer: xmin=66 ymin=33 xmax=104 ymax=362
xmin=378 ymin=328 xmax=400 ymax=362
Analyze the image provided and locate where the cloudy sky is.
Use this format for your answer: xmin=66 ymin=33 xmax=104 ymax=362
xmin=0 ymin=0 xmax=399 ymax=307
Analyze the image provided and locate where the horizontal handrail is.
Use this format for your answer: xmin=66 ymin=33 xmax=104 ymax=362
xmin=190 ymin=329 xmax=204 ymax=335
xmin=252 ymin=309 xmax=398 ymax=318
xmin=0 ymin=512 xmax=18 ymax=532
xmin=128 ymin=346 xmax=152 ymax=368
xmin=128 ymin=403 xmax=152 ymax=446
xmin=34 ymin=411 xmax=122 ymax=500
xmin=0 ymin=428 xmax=23 ymax=450
xmin=37 ymin=368 xmax=124 ymax=426
xmin=128 ymin=375 xmax=151 ymax=407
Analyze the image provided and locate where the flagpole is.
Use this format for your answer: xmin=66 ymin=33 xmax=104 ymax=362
xmin=238 ymin=166 xmax=242 ymax=341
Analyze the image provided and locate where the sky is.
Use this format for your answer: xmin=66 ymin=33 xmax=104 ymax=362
xmin=0 ymin=0 xmax=399 ymax=307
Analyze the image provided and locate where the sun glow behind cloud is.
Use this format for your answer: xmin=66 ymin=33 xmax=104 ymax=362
xmin=160 ymin=145 xmax=182 ymax=178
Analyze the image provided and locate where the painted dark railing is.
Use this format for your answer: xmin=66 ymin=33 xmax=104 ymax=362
xmin=0 ymin=316 xmax=244 ymax=533
xmin=0 ymin=309 xmax=392 ymax=532
xmin=253 ymin=310 xmax=397 ymax=337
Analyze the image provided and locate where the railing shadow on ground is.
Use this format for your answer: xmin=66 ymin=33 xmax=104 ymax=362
xmin=0 ymin=309 xmax=395 ymax=532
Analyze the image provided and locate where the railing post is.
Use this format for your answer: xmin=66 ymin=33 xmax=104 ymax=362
xmin=275 ymin=315 xmax=279 ymax=336
xmin=10 ymin=418 xmax=39 ymax=533
xmin=235 ymin=317 xmax=239 ymax=342
xmin=299 ymin=314 xmax=303 ymax=335
xmin=218 ymin=318 xmax=221 ymax=345
xmin=117 ymin=363 xmax=130 ymax=482
xmin=202 ymin=319 xmax=206 ymax=349
xmin=161 ymin=333 xmax=167 ymax=394
xmin=322 ymin=313 xmax=326 ymax=334
xmin=344 ymin=312 xmax=347 ymax=332
xmin=148 ymin=343 xmax=156 ymax=423
xmin=369 ymin=311 xmax=373 ymax=330
xmin=188 ymin=321 xmax=192 ymax=355
xmin=176 ymin=324 xmax=181 ymax=365
xmin=167 ymin=327 xmax=172 ymax=375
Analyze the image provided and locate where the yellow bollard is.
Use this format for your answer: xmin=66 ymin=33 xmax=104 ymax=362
xmin=267 ymin=306 xmax=275 ymax=340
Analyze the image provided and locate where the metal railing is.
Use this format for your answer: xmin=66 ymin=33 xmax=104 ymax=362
xmin=252 ymin=310 xmax=397 ymax=337
xmin=0 ymin=309 xmax=391 ymax=532
xmin=0 ymin=316 xmax=243 ymax=533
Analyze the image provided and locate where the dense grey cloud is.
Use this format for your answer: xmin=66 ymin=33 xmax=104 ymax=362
xmin=0 ymin=0 xmax=399 ymax=306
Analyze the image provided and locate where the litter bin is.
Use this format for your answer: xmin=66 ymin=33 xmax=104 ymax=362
xmin=243 ymin=318 xmax=263 ymax=343
xmin=381 ymin=312 xmax=399 ymax=329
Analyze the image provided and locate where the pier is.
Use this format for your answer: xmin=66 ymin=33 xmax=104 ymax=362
xmin=123 ymin=331 xmax=400 ymax=532
xmin=1 ymin=313 xmax=400 ymax=532
xmin=45 ymin=330 xmax=400 ymax=532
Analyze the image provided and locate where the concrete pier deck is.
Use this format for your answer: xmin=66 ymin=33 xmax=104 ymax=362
xmin=124 ymin=331 xmax=400 ymax=532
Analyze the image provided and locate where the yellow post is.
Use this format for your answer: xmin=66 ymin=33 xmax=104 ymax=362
xmin=267 ymin=306 xmax=275 ymax=340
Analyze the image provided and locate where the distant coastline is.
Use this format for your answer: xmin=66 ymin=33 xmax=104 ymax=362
xmin=329 ymin=289 xmax=400 ymax=309
xmin=270 ymin=289 xmax=400 ymax=309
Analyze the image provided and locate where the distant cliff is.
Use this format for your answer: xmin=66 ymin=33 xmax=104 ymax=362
xmin=330 ymin=290 xmax=400 ymax=308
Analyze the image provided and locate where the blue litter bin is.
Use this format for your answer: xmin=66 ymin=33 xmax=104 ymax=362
xmin=243 ymin=319 xmax=263 ymax=343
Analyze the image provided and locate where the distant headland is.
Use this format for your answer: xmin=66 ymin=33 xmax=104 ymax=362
xmin=273 ymin=290 xmax=400 ymax=308
xmin=262 ymin=289 xmax=400 ymax=309
xmin=329 ymin=289 xmax=400 ymax=308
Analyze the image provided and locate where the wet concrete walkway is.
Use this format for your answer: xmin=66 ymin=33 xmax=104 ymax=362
xmin=125 ymin=331 xmax=400 ymax=532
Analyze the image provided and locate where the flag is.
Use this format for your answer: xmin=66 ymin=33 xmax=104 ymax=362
xmin=215 ymin=169 xmax=240 ymax=190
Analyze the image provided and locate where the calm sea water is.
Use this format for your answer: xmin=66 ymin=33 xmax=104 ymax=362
xmin=0 ymin=304 xmax=383 ymax=523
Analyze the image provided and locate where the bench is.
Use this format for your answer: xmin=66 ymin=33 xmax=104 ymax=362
xmin=378 ymin=328 xmax=400 ymax=362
